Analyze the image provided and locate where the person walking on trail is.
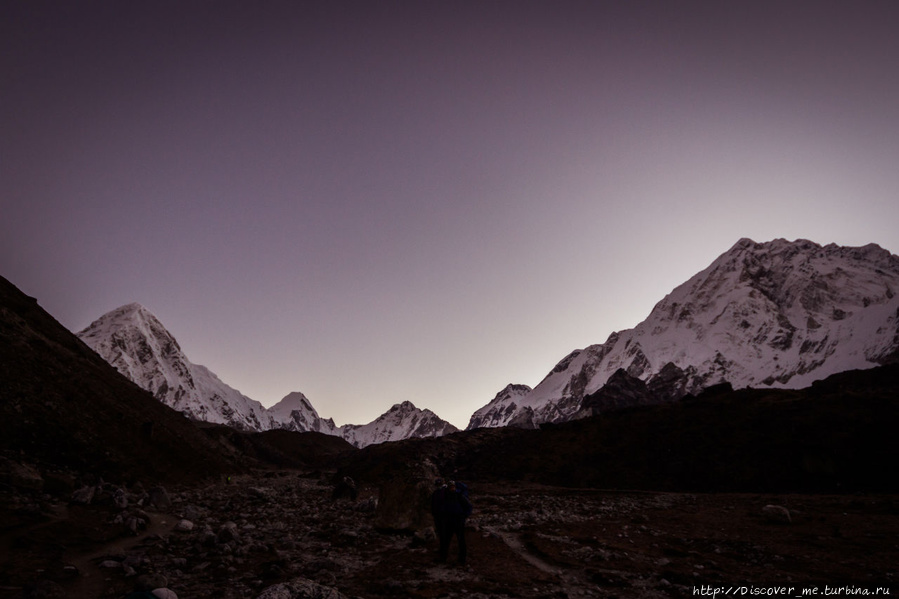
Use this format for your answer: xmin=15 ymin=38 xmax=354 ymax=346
xmin=430 ymin=478 xmax=447 ymax=554
xmin=439 ymin=480 xmax=472 ymax=565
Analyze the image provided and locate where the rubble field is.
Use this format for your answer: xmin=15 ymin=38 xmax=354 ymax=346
xmin=2 ymin=470 xmax=897 ymax=598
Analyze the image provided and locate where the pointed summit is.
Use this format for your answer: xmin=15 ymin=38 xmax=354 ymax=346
xmin=78 ymin=304 xmax=274 ymax=431
xmin=78 ymin=304 xmax=184 ymax=382
xmin=119 ymin=301 xmax=149 ymax=313
xmin=268 ymin=391 xmax=336 ymax=434
xmin=79 ymin=302 xmax=156 ymax=332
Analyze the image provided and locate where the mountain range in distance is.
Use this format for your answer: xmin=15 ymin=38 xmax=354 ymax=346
xmin=76 ymin=303 xmax=458 ymax=447
xmin=75 ymin=238 xmax=899 ymax=446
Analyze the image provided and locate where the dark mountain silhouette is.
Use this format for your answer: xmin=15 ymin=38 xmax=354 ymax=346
xmin=0 ymin=275 xmax=244 ymax=487
xmin=198 ymin=424 xmax=355 ymax=470
xmin=0 ymin=275 xmax=359 ymax=492
xmin=340 ymin=363 xmax=899 ymax=494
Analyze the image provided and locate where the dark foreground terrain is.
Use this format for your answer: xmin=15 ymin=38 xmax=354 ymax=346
xmin=2 ymin=470 xmax=897 ymax=598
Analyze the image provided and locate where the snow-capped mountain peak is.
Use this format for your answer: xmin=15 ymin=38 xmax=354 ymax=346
xmin=77 ymin=304 xmax=456 ymax=445
xmin=78 ymin=304 xmax=275 ymax=431
xmin=338 ymin=401 xmax=459 ymax=448
xmin=268 ymin=391 xmax=336 ymax=434
xmin=469 ymin=238 xmax=899 ymax=429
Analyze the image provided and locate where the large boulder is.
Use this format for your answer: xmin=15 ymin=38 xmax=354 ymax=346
xmin=762 ymin=504 xmax=792 ymax=524
xmin=148 ymin=486 xmax=171 ymax=510
xmin=373 ymin=477 xmax=434 ymax=533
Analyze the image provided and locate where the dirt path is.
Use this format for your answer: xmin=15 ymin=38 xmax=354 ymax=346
xmin=483 ymin=526 xmax=561 ymax=575
xmin=0 ymin=502 xmax=181 ymax=599
xmin=63 ymin=511 xmax=180 ymax=598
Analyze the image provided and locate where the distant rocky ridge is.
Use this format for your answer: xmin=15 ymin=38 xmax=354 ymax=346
xmin=469 ymin=238 xmax=899 ymax=429
xmin=467 ymin=384 xmax=534 ymax=429
xmin=76 ymin=305 xmax=455 ymax=447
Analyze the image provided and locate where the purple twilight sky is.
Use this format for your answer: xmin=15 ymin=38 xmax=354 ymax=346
xmin=3 ymin=1 xmax=899 ymax=428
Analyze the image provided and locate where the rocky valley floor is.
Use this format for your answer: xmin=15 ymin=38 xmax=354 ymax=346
xmin=2 ymin=470 xmax=897 ymax=599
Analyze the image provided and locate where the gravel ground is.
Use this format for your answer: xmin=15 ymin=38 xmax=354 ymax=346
xmin=3 ymin=471 xmax=897 ymax=598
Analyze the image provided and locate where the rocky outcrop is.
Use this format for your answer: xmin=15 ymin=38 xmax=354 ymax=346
xmin=578 ymin=369 xmax=658 ymax=416
xmin=578 ymin=362 xmax=694 ymax=417
xmin=466 ymin=384 xmax=533 ymax=429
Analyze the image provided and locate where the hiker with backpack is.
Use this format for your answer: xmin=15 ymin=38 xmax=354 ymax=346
xmin=438 ymin=480 xmax=472 ymax=565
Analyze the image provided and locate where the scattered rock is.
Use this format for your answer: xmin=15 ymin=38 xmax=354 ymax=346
xmin=114 ymin=487 xmax=129 ymax=509
xmin=174 ymin=519 xmax=194 ymax=532
xmin=71 ymin=485 xmax=96 ymax=505
xmin=217 ymin=521 xmax=240 ymax=543
xmin=0 ymin=459 xmax=44 ymax=490
xmin=762 ymin=504 xmax=792 ymax=524
xmin=148 ymin=486 xmax=171 ymax=510
xmin=5 ymin=473 xmax=894 ymax=599
xmin=373 ymin=477 xmax=434 ymax=533
xmin=181 ymin=504 xmax=205 ymax=521
xmin=256 ymin=576 xmax=349 ymax=599
xmin=23 ymin=579 xmax=64 ymax=599
xmin=135 ymin=572 xmax=168 ymax=590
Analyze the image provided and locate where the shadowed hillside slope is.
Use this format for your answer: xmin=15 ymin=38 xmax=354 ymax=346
xmin=340 ymin=364 xmax=899 ymax=493
xmin=198 ymin=424 xmax=355 ymax=470
xmin=0 ymin=275 xmax=241 ymax=487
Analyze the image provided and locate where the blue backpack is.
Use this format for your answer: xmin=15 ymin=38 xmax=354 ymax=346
xmin=455 ymin=482 xmax=472 ymax=516
xmin=455 ymin=481 xmax=470 ymax=498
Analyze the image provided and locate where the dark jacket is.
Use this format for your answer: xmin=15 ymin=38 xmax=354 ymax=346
xmin=444 ymin=488 xmax=472 ymax=518
xmin=431 ymin=486 xmax=447 ymax=518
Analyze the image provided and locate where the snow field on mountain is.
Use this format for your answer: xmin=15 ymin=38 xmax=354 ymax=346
xmin=468 ymin=238 xmax=899 ymax=429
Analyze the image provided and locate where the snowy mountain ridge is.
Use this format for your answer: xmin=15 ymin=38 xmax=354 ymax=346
xmin=337 ymin=401 xmax=459 ymax=449
xmin=77 ymin=303 xmax=275 ymax=432
xmin=77 ymin=305 xmax=453 ymax=446
xmin=267 ymin=391 xmax=337 ymax=435
xmin=468 ymin=238 xmax=899 ymax=429
xmin=77 ymin=237 xmax=899 ymax=440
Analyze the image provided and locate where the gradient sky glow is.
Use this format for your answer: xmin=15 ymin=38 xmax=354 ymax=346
xmin=3 ymin=1 xmax=899 ymax=428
